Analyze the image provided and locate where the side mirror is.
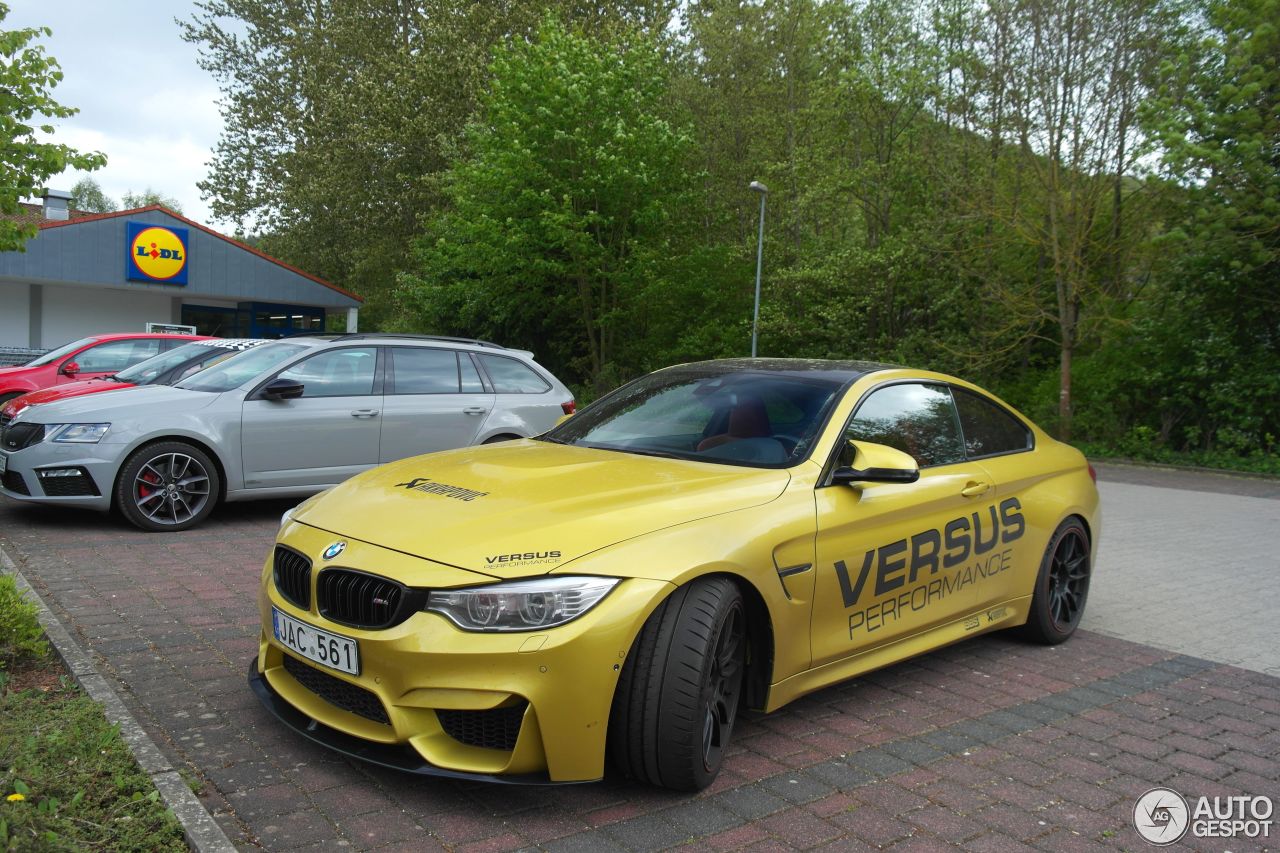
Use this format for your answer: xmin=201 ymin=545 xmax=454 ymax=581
xmin=832 ymin=440 xmax=920 ymax=485
xmin=60 ymin=361 xmax=80 ymax=376
xmin=261 ymin=378 xmax=305 ymax=400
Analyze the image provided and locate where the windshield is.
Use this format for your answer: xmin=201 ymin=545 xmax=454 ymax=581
xmin=544 ymin=368 xmax=844 ymax=468
xmin=175 ymin=342 xmax=308 ymax=393
xmin=115 ymin=342 xmax=215 ymax=384
xmin=26 ymin=337 xmax=95 ymax=367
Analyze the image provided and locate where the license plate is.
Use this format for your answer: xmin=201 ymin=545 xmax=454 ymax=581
xmin=272 ymin=608 xmax=359 ymax=675
xmin=0 ymin=452 xmax=6 ymax=475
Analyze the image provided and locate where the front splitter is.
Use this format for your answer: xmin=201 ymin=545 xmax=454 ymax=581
xmin=247 ymin=657 xmax=593 ymax=786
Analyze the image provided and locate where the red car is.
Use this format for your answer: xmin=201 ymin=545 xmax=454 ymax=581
xmin=0 ymin=339 xmax=266 ymax=426
xmin=0 ymin=333 xmax=207 ymax=407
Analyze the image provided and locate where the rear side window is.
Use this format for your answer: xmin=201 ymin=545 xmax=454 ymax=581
xmin=953 ymin=389 xmax=1032 ymax=458
xmin=391 ymin=348 xmax=460 ymax=394
xmin=479 ymin=354 xmax=550 ymax=393
xmin=845 ymin=382 xmax=966 ymax=467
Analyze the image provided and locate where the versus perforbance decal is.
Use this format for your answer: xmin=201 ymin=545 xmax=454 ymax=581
xmin=485 ymin=551 xmax=563 ymax=567
xmin=833 ymin=497 xmax=1025 ymax=636
xmin=394 ymin=478 xmax=489 ymax=502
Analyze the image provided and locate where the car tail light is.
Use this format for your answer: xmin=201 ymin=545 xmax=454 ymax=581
xmin=1087 ymin=463 xmax=1097 ymax=484
xmin=561 ymin=400 xmax=576 ymax=415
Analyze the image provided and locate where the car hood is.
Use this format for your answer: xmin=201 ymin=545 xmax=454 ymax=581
xmin=20 ymin=384 xmax=219 ymax=422
xmin=3 ymin=379 xmax=135 ymax=418
xmin=295 ymin=440 xmax=792 ymax=577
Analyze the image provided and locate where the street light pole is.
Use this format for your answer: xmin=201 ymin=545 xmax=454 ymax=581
xmin=749 ymin=180 xmax=768 ymax=358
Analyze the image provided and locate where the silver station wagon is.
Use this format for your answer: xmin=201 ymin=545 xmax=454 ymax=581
xmin=0 ymin=334 xmax=574 ymax=531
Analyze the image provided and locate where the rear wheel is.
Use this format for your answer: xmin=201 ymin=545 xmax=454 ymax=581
xmin=1022 ymin=518 xmax=1091 ymax=644
xmin=609 ymin=577 xmax=745 ymax=790
xmin=115 ymin=441 xmax=220 ymax=532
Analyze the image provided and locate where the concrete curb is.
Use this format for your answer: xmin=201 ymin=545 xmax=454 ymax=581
xmin=1 ymin=544 xmax=237 ymax=853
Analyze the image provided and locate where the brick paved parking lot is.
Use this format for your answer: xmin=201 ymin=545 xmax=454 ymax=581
xmin=1 ymin=465 xmax=1277 ymax=851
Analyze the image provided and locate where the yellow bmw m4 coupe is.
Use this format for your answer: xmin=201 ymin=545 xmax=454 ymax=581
xmin=250 ymin=359 xmax=1099 ymax=789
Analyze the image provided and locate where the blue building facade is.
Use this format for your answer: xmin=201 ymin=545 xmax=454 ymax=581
xmin=0 ymin=198 xmax=361 ymax=349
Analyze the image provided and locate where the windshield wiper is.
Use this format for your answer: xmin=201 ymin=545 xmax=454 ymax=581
xmin=586 ymin=443 xmax=687 ymax=461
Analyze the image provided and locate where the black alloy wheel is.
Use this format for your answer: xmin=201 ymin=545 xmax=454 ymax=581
xmin=1023 ymin=518 xmax=1091 ymax=644
xmin=609 ymin=577 xmax=747 ymax=790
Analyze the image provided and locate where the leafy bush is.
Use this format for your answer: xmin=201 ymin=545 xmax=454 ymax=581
xmin=0 ymin=575 xmax=47 ymax=670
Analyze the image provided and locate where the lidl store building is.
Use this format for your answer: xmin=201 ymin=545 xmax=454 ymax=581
xmin=1 ymin=192 xmax=361 ymax=351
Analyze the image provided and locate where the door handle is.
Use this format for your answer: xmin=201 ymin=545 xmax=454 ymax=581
xmin=462 ymin=407 xmax=488 ymax=415
xmin=960 ymin=480 xmax=991 ymax=497
xmin=350 ymin=409 xmax=380 ymax=418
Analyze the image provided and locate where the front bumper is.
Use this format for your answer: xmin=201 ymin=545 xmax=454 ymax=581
xmin=254 ymin=523 xmax=671 ymax=783
xmin=247 ymin=657 xmax=569 ymax=784
xmin=0 ymin=441 xmax=118 ymax=510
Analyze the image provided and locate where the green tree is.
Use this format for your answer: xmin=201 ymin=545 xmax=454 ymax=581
xmin=182 ymin=0 xmax=675 ymax=327
xmin=121 ymin=187 xmax=183 ymax=213
xmin=70 ymin=176 xmax=115 ymax=213
xmin=0 ymin=2 xmax=105 ymax=251
xmin=1134 ymin=0 xmax=1280 ymax=453
xmin=406 ymin=18 xmax=733 ymax=392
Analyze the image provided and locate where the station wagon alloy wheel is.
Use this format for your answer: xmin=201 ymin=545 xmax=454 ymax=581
xmin=115 ymin=441 xmax=221 ymax=532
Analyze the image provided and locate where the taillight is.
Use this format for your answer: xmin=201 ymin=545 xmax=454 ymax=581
xmin=1087 ymin=463 xmax=1097 ymax=484
xmin=561 ymin=400 xmax=576 ymax=415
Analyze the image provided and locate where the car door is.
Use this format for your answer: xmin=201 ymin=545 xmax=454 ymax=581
xmin=378 ymin=346 xmax=496 ymax=462
xmin=240 ymin=346 xmax=382 ymax=489
xmin=60 ymin=338 xmax=162 ymax=384
xmin=950 ymin=386 xmax=1039 ymax=583
xmin=811 ymin=382 xmax=1020 ymax=668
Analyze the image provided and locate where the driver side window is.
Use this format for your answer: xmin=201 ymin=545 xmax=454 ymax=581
xmin=276 ymin=348 xmax=377 ymax=398
xmin=845 ymin=383 xmax=965 ymax=468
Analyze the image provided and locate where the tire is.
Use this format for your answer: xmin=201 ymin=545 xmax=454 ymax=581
xmin=115 ymin=441 xmax=221 ymax=532
xmin=609 ymin=577 xmax=746 ymax=790
xmin=1022 ymin=518 xmax=1091 ymax=644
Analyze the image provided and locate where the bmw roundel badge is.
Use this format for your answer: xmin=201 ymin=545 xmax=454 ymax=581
xmin=322 ymin=541 xmax=347 ymax=560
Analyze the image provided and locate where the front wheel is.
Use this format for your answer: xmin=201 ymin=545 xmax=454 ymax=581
xmin=609 ymin=577 xmax=746 ymax=790
xmin=115 ymin=441 xmax=221 ymax=532
xmin=1022 ymin=518 xmax=1091 ymax=644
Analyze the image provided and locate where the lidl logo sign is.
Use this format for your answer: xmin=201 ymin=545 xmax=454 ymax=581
xmin=126 ymin=222 xmax=189 ymax=285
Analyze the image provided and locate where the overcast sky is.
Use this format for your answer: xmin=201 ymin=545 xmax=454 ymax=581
xmin=9 ymin=0 xmax=223 ymax=227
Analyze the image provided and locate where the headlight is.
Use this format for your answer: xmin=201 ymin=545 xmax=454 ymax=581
xmin=44 ymin=424 xmax=111 ymax=444
xmin=426 ymin=576 xmax=619 ymax=632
